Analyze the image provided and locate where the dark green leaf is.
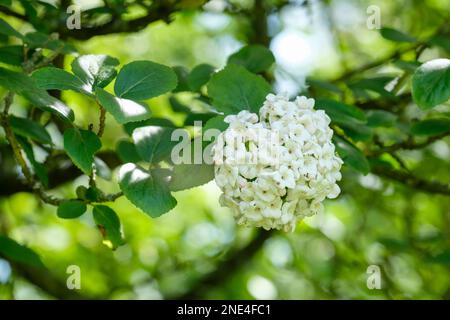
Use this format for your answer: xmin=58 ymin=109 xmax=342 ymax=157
xmin=0 ymin=17 xmax=23 ymax=39
xmin=427 ymin=251 xmax=450 ymax=265
xmin=24 ymin=32 xmax=75 ymax=54
xmin=207 ymin=64 xmax=271 ymax=114
xmin=429 ymin=35 xmax=450 ymax=54
xmin=340 ymin=123 xmax=373 ymax=141
xmin=116 ymin=140 xmax=142 ymax=163
xmin=410 ymin=118 xmax=450 ymax=136
xmin=132 ymin=126 xmax=179 ymax=163
xmin=169 ymin=96 xmax=192 ymax=113
xmin=315 ymin=99 xmax=366 ymax=125
xmin=187 ymin=64 xmax=215 ymax=91
xmin=349 ymin=76 xmax=396 ymax=98
xmin=335 ymin=137 xmax=370 ymax=174
xmin=92 ymin=205 xmax=124 ymax=249
xmin=170 ymin=163 xmax=214 ymax=192
xmin=10 ymin=116 xmax=52 ymax=144
xmin=119 ymin=164 xmax=177 ymax=218
xmin=203 ymin=115 xmax=229 ymax=133
xmin=0 ymin=45 xmax=24 ymax=66
xmin=380 ymin=27 xmax=416 ymax=43
xmin=184 ymin=112 xmax=218 ymax=126
xmin=63 ymin=128 xmax=102 ymax=174
xmin=96 ymin=87 xmax=151 ymax=124
xmin=393 ymin=60 xmax=420 ymax=72
xmin=227 ymin=45 xmax=275 ymax=73
xmin=123 ymin=118 xmax=177 ymax=136
xmin=17 ymin=136 xmax=48 ymax=187
xmin=412 ymin=59 xmax=450 ymax=109
xmin=31 ymin=67 xmax=89 ymax=94
xmin=0 ymin=235 xmax=44 ymax=268
xmin=114 ymin=60 xmax=178 ymax=100
xmin=0 ymin=67 xmax=74 ymax=122
xmin=0 ymin=0 xmax=12 ymax=6
xmin=173 ymin=66 xmax=190 ymax=92
xmin=57 ymin=200 xmax=87 ymax=219
xmin=366 ymin=110 xmax=397 ymax=127
xmin=307 ymin=78 xmax=342 ymax=94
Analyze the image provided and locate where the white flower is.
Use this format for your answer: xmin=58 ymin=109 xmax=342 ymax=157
xmin=213 ymin=94 xmax=343 ymax=232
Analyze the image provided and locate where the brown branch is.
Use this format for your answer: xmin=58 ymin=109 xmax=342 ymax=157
xmin=370 ymin=131 xmax=450 ymax=156
xmin=176 ymin=230 xmax=274 ymax=299
xmin=11 ymin=262 xmax=95 ymax=300
xmin=372 ymin=166 xmax=450 ymax=195
xmin=97 ymin=106 xmax=106 ymax=137
xmin=58 ymin=4 xmax=176 ymax=40
xmin=0 ymin=147 xmax=121 ymax=197
xmin=0 ymin=6 xmax=26 ymax=21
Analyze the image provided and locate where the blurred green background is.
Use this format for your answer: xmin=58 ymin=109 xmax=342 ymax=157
xmin=0 ymin=0 xmax=450 ymax=299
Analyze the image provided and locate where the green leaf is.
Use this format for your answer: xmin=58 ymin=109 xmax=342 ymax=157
xmin=116 ymin=140 xmax=142 ymax=163
xmin=57 ymin=200 xmax=87 ymax=219
xmin=228 ymin=45 xmax=275 ymax=73
xmin=119 ymin=164 xmax=177 ymax=218
xmin=315 ymin=99 xmax=367 ymax=125
xmin=380 ymin=27 xmax=416 ymax=43
xmin=95 ymin=87 xmax=151 ymax=124
xmin=169 ymin=96 xmax=192 ymax=113
xmin=10 ymin=116 xmax=52 ymax=144
xmin=366 ymin=110 xmax=397 ymax=127
xmin=410 ymin=118 xmax=450 ymax=136
xmin=132 ymin=126 xmax=178 ymax=163
xmin=0 ymin=17 xmax=23 ymax=39
xmin=0 ymin=0 xmax=12 ymax=7
xmin=207 ymin=64 xmax=271 ymax=114
xmin=92 ymin=205 xmax=124 ymax=250
xmin=170 ymin=163 xmax=214 ymax=192
xmin=123 ymin=118 xmax=177 ymax=136
xmin=412 ymin=59 xmax=450 ymax=109
xmin=349 ymin=76 xmax=396 ymax=99
xmin=184 ymin=112 xmax=218 ymax=126
xmin=393 ymin=60 xmax=421 ymax=72
xmin=187 ymin=64 xmax=215 ymax=91
xmin=71 ymin=54 xmax=119 ymax=91
xmin=114 ymin=60 xmax=178 ymax=100
xmin=427 ymin=250 xmax=450 ymax=265
xmin=339 ymin=123 xmax=373 ymax=142
xmin=24 ymin=32 xmax=75 ymax=54
xmin=429 ymin=35 xmax=450 ymax=54
xmin=0 ymin=235 xmax=44 ymax=268
xmin=94 ymin=157 xmax=112 ymax=180
xmin=63 ymin=128 xmax=102 ymax=175
xmin=307 ymin=78 xmax=343 ymax=94
xmin=31 ymin=67 xmax=89 ymax=94
xmin=17 ymin=136 xmax=48 ymax=187
xmin=335 ymin=137 xmax=370 ymax=175
xmin=0 ymin=67 xmax=74 ymax=122
xmin=173 ymin=65 xmax=190 ymax=92
xmin=0 ymin=45 xmax=24 ymax=66
xmin=203 ymin=115 xmax=229 ymax=133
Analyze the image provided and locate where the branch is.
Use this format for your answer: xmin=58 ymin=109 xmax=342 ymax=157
xmin=0 ymin=147 xmax=121 ymax=197
xmin=372 ymin=166 xmax=450 ymax=195
xmin=331 ymin=44 xmax=422 ymax=83
xmin=11 ymin=262 xmax=95 ymax=300
xmin=176 ymin=230 xmax=274 ymax=299
xmin=370 ymin=131 xmax=450 ymax=156
xmin=58 ymin=4 xmax=176 ymax=40
xmin=0 ymin=6 xmax=26 ymax=21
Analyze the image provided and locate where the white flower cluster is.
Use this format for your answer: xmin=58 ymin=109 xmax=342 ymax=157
xmin=213 ymin=94 xmax=343 ymax=232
